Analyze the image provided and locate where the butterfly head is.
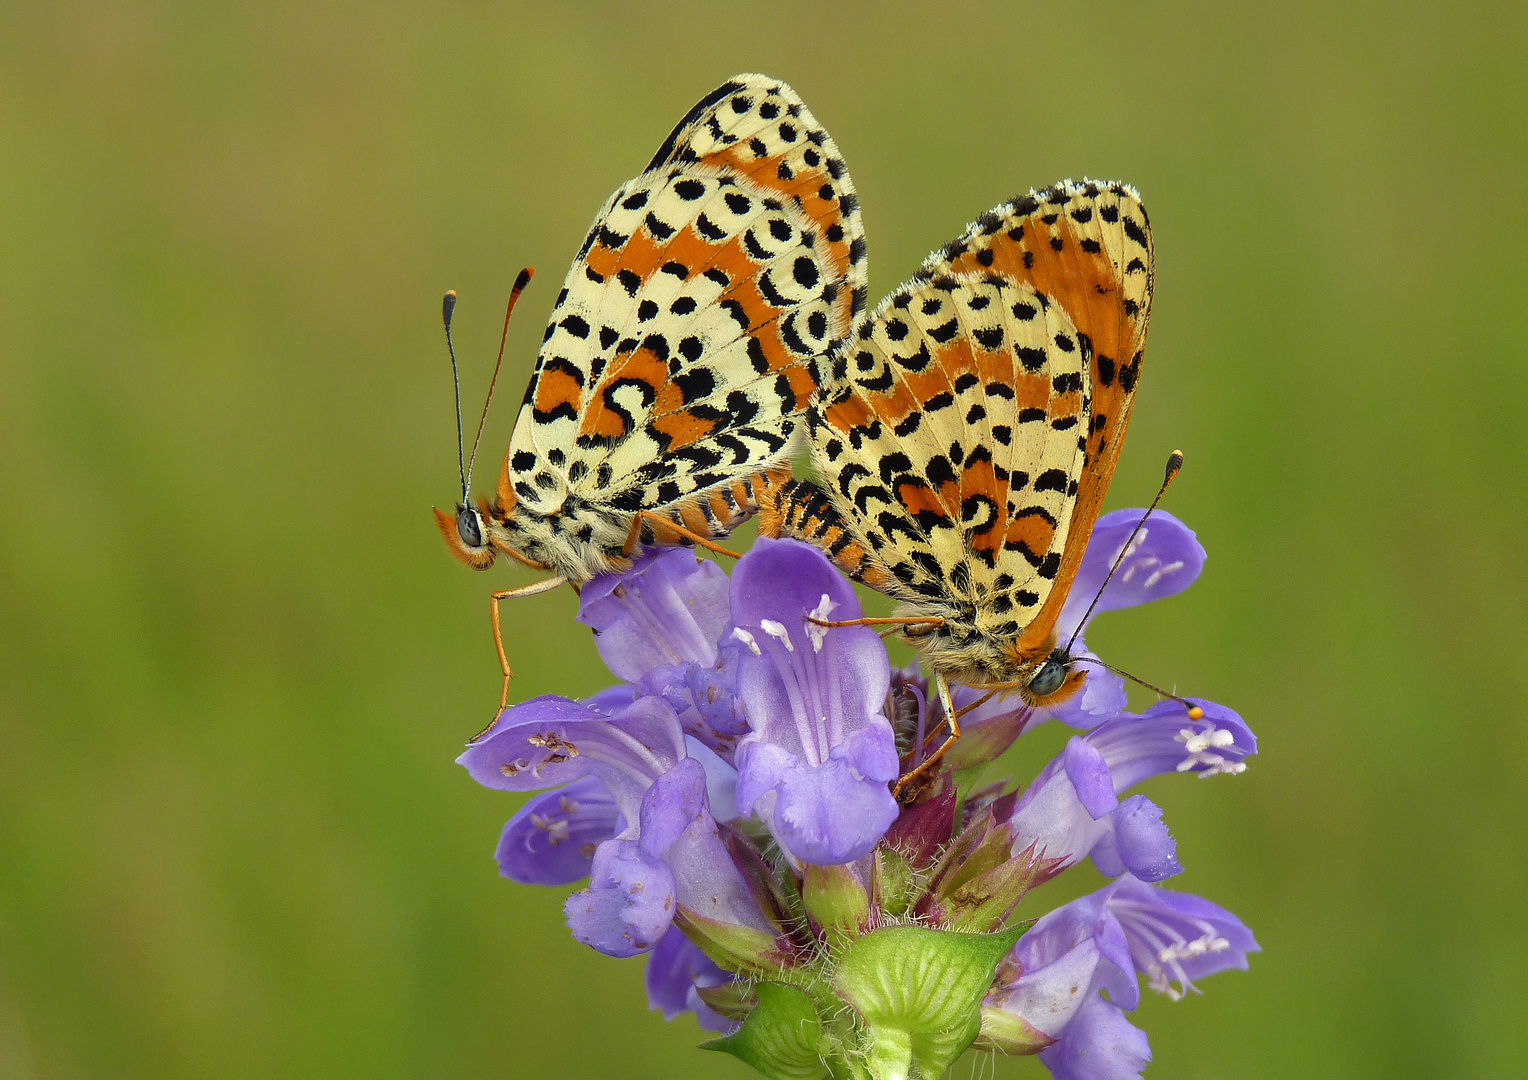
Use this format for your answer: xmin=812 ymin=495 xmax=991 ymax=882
xmin=434 ymin=500 xmax=498 ymax=570
xmin=905 ymin=615 xmax=1086 ymax=708
xmin=1013 ymin=646 xmax=1087 ymax=708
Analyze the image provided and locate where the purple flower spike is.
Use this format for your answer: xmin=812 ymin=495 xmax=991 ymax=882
xmin=578 ymin=548 xmax=732 ymax=681
xmin=647 ymin=926 xmax=739 ymax=1034
xmin=495 ymin=775 xmax=624 ymax=885
xmin=1107 ymin=874 xmax=1260 ymax=1000
xmin=1058 ymin=509 xmax=1206 ymax=643
xmin=729 ymin=538 xmax=898 ymax=865
xmin=1038 ymin=994 xmax=1151 ymax=1080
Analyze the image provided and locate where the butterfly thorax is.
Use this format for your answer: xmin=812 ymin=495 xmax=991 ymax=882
xmin=483 ymin=489 xmax=638 ymax=582
xmin=894 ymin=598 xmax=1051 ymax=687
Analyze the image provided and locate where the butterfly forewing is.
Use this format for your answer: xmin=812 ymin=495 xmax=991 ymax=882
xmin=501 ymin=75 xmax=867 ymax=568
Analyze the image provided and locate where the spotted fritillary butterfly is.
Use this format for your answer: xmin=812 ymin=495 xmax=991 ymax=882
xmin=436 ymin=75 xmax=867 ymax=703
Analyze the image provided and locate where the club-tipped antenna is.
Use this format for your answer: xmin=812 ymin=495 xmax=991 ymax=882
xmin=1065 ymin=450 xmax=1184 ymax=657
xmin=442 ymin=290 xmax=467 ymax=504
xmin=1069 ymin=654 xmax=1204 ymax=720
xmin=464 ymin=267 xmax=535 ymax=496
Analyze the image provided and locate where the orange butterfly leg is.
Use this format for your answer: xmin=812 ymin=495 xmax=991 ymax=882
xmin=471 ymin=575 xmax=568 ymax=742
xmin=624 ymin=511 xmax=743 ymax=561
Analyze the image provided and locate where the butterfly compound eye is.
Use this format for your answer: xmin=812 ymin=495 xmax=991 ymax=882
xmin=1027 ymin=652 xmax=1069 ymax=697
xmin=456 ymin=506 xmax=484 ymax=549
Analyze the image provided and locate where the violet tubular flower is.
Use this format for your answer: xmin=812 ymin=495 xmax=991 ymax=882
xmin=981 ymin=874 xmax=1258 ymax=1076
xmin=1003 ymin=697 xmax=1254 ymax=883
xmin=1050 ymin=509 xmax=1208 ymax=731
xmin=454 ymin=510 xmax=1257 ymax=1080
xmin=729 ymin=537 xmax=900 ymax=866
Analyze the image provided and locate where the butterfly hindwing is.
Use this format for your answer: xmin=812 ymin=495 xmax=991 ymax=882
xmin=813 ymin=273 xmax=1091 ymax=627
xmin=803 ymin=179 xmax=1152 ymax=667
xmin=506 ymin=76 xmax=867 ymax=555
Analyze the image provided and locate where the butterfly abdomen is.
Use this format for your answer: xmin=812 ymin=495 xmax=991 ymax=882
xmin=757 ymin=477 xmax=891 ymax=588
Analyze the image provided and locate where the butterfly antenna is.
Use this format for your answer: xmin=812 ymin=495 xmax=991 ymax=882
xmin=442 ymin=290 xmax=468 ymax=504
xmin=1069 ymin=655 xmax=1203 ymax=720
xmin=465 ymin=267 xmax=535 ymax=494
xmin=1064 ymin=450 xmax=1184 ymax=657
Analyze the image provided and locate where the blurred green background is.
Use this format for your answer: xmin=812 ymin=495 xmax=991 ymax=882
xmin=2 ymin=1 xmax=1525 ymax=1076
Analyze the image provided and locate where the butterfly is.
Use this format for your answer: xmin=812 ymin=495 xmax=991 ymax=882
xmin=435 ymin=74 xmax=868 ymax=707
xmin=755 ymin=180 xmax=1155 ymax=786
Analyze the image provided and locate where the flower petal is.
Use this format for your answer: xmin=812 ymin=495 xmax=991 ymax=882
xmin=1037 ymin=993 xmax=1151 ymax=1080
xmin=1057 ymin=509 xmax=1206 ymax=642
xmin=564 ymin=839 xmax=676 ymax=958
xmin=495 ymin=776 xmax=624 ymax=885
xmin=1063 ymin=737 xmax=1119 ymax=819
xmin=1043 ymin=644 xmax=1128 ymax=731
xmin=578 ymin=548 xmax=731 ymax=681
xmin=1108 ymin=874 xmax=1259 ymax=996
xmin=646 ymin=926 xmax=738 ymax=1033
xmin=1091 ymin=795 xmax=1182 ymax=882
xmin=770 ymin=733 xmax=901 ymax=865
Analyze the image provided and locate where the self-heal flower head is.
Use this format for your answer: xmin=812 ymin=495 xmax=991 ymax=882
xmin=454 ymin=508 xmax=1257 ymax=1077
xmin=729 ymin=538 xmax=899 ymax=866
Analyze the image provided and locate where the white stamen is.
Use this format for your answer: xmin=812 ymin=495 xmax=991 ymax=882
xmin=529 ymin=812 xmax=571 ymax=845
xmin=805 ymin=593 xmax=838 ymax=653
xmin=730 ymin=627 xmax=762 ymax=656
xmin=760 ymin=619 xmax=795 ymax=652
xmin=1159 ymin=934 xmax=1229 ymax=963
xmin=1174 ymin=725 xmax=1247 ymax=777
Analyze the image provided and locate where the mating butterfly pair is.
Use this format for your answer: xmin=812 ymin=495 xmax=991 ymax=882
xmin=436 ymin=74 xmax=1155 ymax=785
